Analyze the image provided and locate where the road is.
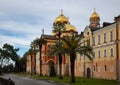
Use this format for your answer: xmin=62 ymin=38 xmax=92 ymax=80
xmin=1 ymin=74 xmax=67 ymax=85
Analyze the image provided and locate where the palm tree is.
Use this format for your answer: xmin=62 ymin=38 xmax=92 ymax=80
xmin=62 ymin=34 xmax=93 ymax=82
xmin=53 ymin=22 xmax=65 ymax=79
xmin=34 ymin=38 xmax=47 ymax=76
xmin=52 ymin=40 xmax=65 ymax=78
xmin=27 ymin=48 xmax=34 ymax=76
xmin=31 ymin=40 xmax=37 ymax=74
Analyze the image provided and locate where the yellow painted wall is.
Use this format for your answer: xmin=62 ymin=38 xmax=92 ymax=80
xmin=82 ymin=23 xmax=118 ymax=80
xmin=93 ymin=24 xmax=116 ymax=46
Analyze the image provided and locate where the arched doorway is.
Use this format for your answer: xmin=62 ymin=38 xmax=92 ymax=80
xmin=48 ymin=60 xmax=56 ymax=76
xmin=87 ymin=68 xmax=91 ymax=78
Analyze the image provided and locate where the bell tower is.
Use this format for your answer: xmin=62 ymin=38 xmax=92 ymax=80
xmin=89 ymin=8 xmax=100 ymax=28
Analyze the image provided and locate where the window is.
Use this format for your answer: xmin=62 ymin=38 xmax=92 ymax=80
xmin=98 ymin=35 xmax=100 ymax=45
xmin=93 ymin=66 xmax=95 ymax=72
xmin=104 ymin=33 xmax=106 ymax=43
xmin=110 ymin=31 xmax=113 ymax=41
xmin=93 ymin=52 xmax=95 ymax=59
xmin=110 ymin=48 xmax=113 ymax=56
xmin=104 ymin=65 xmax=107 ymax=72
xmin=98 ymin=51 xmax=100 ymax=58
xmin=92 ymin=37 xmax=95 ymax=46
xmin=87 ymin=32 xmax=89 ymax=35
xmin=104 ymin=50 xmax=106 ymax=57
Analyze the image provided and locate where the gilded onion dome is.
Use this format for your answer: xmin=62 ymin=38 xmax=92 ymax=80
xmin=52 ymin=10 xmax=77 ymax=36
xmin=90 ymin=9 xmax=100 ymax=21
xmin=52 ymin=24 xmax=77 ymax=36
xmin=89 ymin=9 xmax=100 ymax=28
xmin=65 ymin=24 xmax=77 ymax=31
xmin=53 ymin=10 xmax=70 ymax=25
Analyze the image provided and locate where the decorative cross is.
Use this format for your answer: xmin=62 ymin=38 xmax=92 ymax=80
xmin=94 ymin=8 xmax=96 ymax=12
xmin=61 ymin=9 xmax=63 ymax=15
xmin=42 ymin=28 xmax=44 ymax=35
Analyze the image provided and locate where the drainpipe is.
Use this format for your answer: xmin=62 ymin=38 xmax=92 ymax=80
xmin=92 ymin=61 xmax=93 ymax=78
xmin=115 ymin=15 xmax=120 ymax=80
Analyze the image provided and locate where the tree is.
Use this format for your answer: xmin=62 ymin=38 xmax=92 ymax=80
xmin=34 ymin=38 xmax=47 ymax=76
xmin=19 ymin=53 xmax=27 ymax=72
xmin=31 ymin=40 xmax=37 ymax=74
xmin=0 ymin=48 xmax=4 ymax=74
xmin=62 ymin=34 xmax=93 ymax=82
xmin=3 ymin=64 xmax=14 ymax=73
xmin=0 ymin=43 xmax=19 ymax=73
xmin=53 ymin=22 xmax=65 ymax=79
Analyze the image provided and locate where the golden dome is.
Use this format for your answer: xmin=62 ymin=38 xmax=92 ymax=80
xmin=90 ymin=9 xmax=100 ymax=20
xmin=65 ymin=24 xmax=77 ymax=31
xmin=54 ymin=10 xmax=69 ymax=24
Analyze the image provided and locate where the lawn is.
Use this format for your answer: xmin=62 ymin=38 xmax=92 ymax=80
xmin=15 ymin=73 xmax=120 ymax=85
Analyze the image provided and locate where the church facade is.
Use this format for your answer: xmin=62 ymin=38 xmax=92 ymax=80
xmin=26 ymin=10 xmax=120 ymax=80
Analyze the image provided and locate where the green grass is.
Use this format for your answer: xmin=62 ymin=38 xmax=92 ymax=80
xmin=15 ymin=73 xmax=120 ymax=85
xmin=33 ymin=76 xmax=119 ymax=85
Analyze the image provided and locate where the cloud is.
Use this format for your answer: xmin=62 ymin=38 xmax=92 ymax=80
xmin=0 ymin=34 xmax=29 ymax=45
xmin=0 ymin=0 xmax=120 ymax=56
xmin=0 ymin=21 xmax=41 ymax=34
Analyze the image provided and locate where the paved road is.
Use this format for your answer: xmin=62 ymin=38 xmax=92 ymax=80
xmin=1 ymin=74 xmax=66 ymax=85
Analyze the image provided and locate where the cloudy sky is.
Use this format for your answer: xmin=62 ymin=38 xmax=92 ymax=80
xmin=0 ymin=0 xmax=120 ymax=57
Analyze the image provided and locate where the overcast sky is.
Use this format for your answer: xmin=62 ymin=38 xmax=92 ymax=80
xmin=0 ymin=0 xmax=120 ymax=57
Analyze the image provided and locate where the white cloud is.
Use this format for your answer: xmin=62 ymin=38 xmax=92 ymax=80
xmin=0 ymin=0 xmax=120 ymax=56
xmin=0 ymin=34 xmax=29 ymax=46
xmin=0 ymin=21 xmax=42 ymax=34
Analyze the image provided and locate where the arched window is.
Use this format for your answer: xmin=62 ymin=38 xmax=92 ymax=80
xmin=98 ymin=51 xmax=100 ymax=58
xmin=98 ymin=35 xmax=100 ymax=45
xmin=93 ymin=52 xmax=95 ymax=59
xmin=92 ymin=37 xmax=95 ymax=46
xmin=104 ymin=50 xmax=106 ymax=57
xmin=110 ymin=48 xmax=113 ymax=57
xmin=93 ymin=66 xmax=95 ymax=71
xmin=104 ymin=33 xmax=106 ymax=43
xmin=110 ymin=31 xmax=113 ymax=41
xmin=104 ymin=65 xmax=107 ymax=72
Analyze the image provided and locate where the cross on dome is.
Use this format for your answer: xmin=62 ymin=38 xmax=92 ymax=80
xmin=61 ymin=9 xmax=63 ymax=15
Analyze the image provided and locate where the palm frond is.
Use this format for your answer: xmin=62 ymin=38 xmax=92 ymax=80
xmin=62 ymin=34 xmax=93 ymax=60
xmin=52 ymin=41 xmax=65 ymax=56
xmin=53 ymin=22 xmax=66 ymax=35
